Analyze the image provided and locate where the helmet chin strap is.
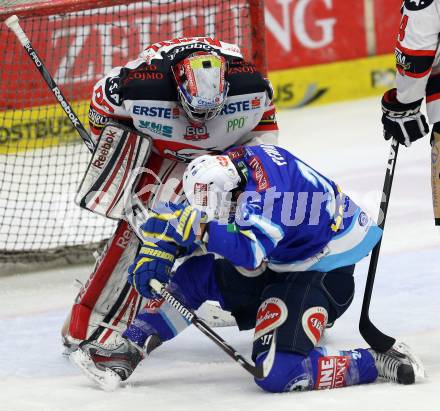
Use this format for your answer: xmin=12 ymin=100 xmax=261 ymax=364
xmin=221 ymin=163 xmax=247 ymax=223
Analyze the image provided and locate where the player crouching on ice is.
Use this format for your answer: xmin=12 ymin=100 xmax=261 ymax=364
xmin=71 ymin=144 xmax=419 ymax=392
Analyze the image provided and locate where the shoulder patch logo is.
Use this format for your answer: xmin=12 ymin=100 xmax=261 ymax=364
xmin=405 ymin=0 xmax=434 ymax=11
xmin=248 ymin=155 xmax=270 ymax=192
xmin=105 ymin=76 xmax=122 ymax=106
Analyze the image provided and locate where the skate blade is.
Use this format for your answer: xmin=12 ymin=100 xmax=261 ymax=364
xmin=70 ymin=349 xmax=121 ymax=391
xmin=394 ymin=340 xmax=426 ymax=381
xmin=62 ymin=342 xmax=79 ymax=357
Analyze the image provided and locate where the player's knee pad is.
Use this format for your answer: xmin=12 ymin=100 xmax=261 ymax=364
xmin=253 ymin=272 xmax=330 ymax=359
xmin=252 ymin=270 xmax=354 ymax=359
xmin=255 ymin=351 xmax=309 ymax=393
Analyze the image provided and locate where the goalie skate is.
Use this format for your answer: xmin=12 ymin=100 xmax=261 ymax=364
xmin=70 ymin=347 xmax=122 ymax=391
xmin=70 ymin=336 xmax=147 ymax=391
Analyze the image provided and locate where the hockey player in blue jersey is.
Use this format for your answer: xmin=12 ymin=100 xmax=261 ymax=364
xmin=71 ymin=144 xmax=417 ymax=391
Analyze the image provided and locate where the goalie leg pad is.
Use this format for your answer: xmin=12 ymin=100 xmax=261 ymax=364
xmin=63 ymin=153 xmax=183 ymax=346
xmin=66 ymin=220 xmax=142 ymax=343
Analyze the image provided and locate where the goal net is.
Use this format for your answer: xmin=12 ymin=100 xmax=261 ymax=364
xmin=0 ymin=0 xmax=266 ymax=269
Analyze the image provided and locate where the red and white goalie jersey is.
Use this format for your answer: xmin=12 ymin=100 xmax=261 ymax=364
xmin=63 ymin=38 xmax=277 ymax=348
xmin=88 ymin=37 xmax=278 ymax=162
xmin=395 ymin=0 xmax=440 ymax=123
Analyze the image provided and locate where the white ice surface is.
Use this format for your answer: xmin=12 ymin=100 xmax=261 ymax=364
xmin=1 ymin=97 xmax=439 ymax=411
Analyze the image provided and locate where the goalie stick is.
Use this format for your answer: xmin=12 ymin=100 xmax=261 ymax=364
xmin=149 ymin=279 xmax=276 ymax=379
xmin=359 ymin=139 xmax=399 ymax=352
xmin=4 ymin=14 xmax=95 ymax=153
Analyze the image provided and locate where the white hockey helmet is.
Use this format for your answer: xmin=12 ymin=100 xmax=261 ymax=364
xmin=183 ymin=154 xmax=243 ymax=222
xmin=172 ymin=52 xmax=229 ymax=125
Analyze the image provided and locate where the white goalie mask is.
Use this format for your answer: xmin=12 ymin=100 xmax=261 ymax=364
xmin=172 ymin=52 xmax=229 ymax=125
xmin=183 ymin=155 xmax=243 ymax=222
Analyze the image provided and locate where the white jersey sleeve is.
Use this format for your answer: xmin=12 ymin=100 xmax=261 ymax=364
xmin=241 ymin=101 xmax=279 ymax=146
xmin=395 ymin=0 xmax=440 ymax=104
xmin=236 ymin=77 xmax=279 ymax=146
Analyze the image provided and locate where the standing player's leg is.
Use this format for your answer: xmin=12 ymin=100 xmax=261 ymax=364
xmin=430 ymin=122 xmax=440 ymax=225
xmin=426 ymin=60 xmax=440 ymax=225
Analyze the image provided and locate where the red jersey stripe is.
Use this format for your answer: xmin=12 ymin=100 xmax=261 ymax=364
xmin=396 ymin=42 xmax=436 ymax=57
xmin=252 ymin=123 xmax=279 ymax=132
xmin=427 ymin=92 xmax=440 ymax=103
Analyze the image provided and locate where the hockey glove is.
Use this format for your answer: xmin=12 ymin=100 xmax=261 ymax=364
xmin=381 ymin=88 xmax=429 ymax=147
xmin=128 ymin=241 xmax=177 ymax=299
xmin=141 ymin=202 xmax=202 ymax=248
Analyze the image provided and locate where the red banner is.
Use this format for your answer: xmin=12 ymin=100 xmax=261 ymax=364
xmin=264 ymin=0 xmax=367 ymax=70
xmin=0 ymin=1 xmax=251 ymax=110
xmin=374 ymin=0 xmax=401 ymax=55
xmin=0 ymin=0 xmax=403 ymax=111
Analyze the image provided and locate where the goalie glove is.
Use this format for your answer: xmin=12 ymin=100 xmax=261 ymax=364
xmin=381 ymin=88 xmax=429 ymax=147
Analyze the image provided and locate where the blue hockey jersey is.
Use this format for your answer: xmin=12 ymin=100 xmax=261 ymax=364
xmin=206 ymin=145 xmax=381 ymax=273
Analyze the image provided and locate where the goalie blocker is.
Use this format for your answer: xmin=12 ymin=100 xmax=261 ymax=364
xmin=76 ymin=123 xmax=153 ymax=222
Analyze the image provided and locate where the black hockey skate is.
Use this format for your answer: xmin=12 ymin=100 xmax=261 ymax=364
xmin=70 ymin=334 xmax=161 ymax=391
xmin=368 ymin=347 xmax=415 ymax=385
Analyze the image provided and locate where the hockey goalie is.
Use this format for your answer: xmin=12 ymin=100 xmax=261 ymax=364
xmin=62 ymin=37 xmax=279 ymax=350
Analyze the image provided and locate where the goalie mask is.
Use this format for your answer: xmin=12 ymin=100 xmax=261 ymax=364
xmin=183 ymin=154 xmax=244 ymax=223
xmin=172 ymin=52 xmax=229 ymax=125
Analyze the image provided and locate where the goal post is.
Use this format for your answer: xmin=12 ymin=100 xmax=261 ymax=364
xmin=0 ymin=0 xmax=267 ymax=270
